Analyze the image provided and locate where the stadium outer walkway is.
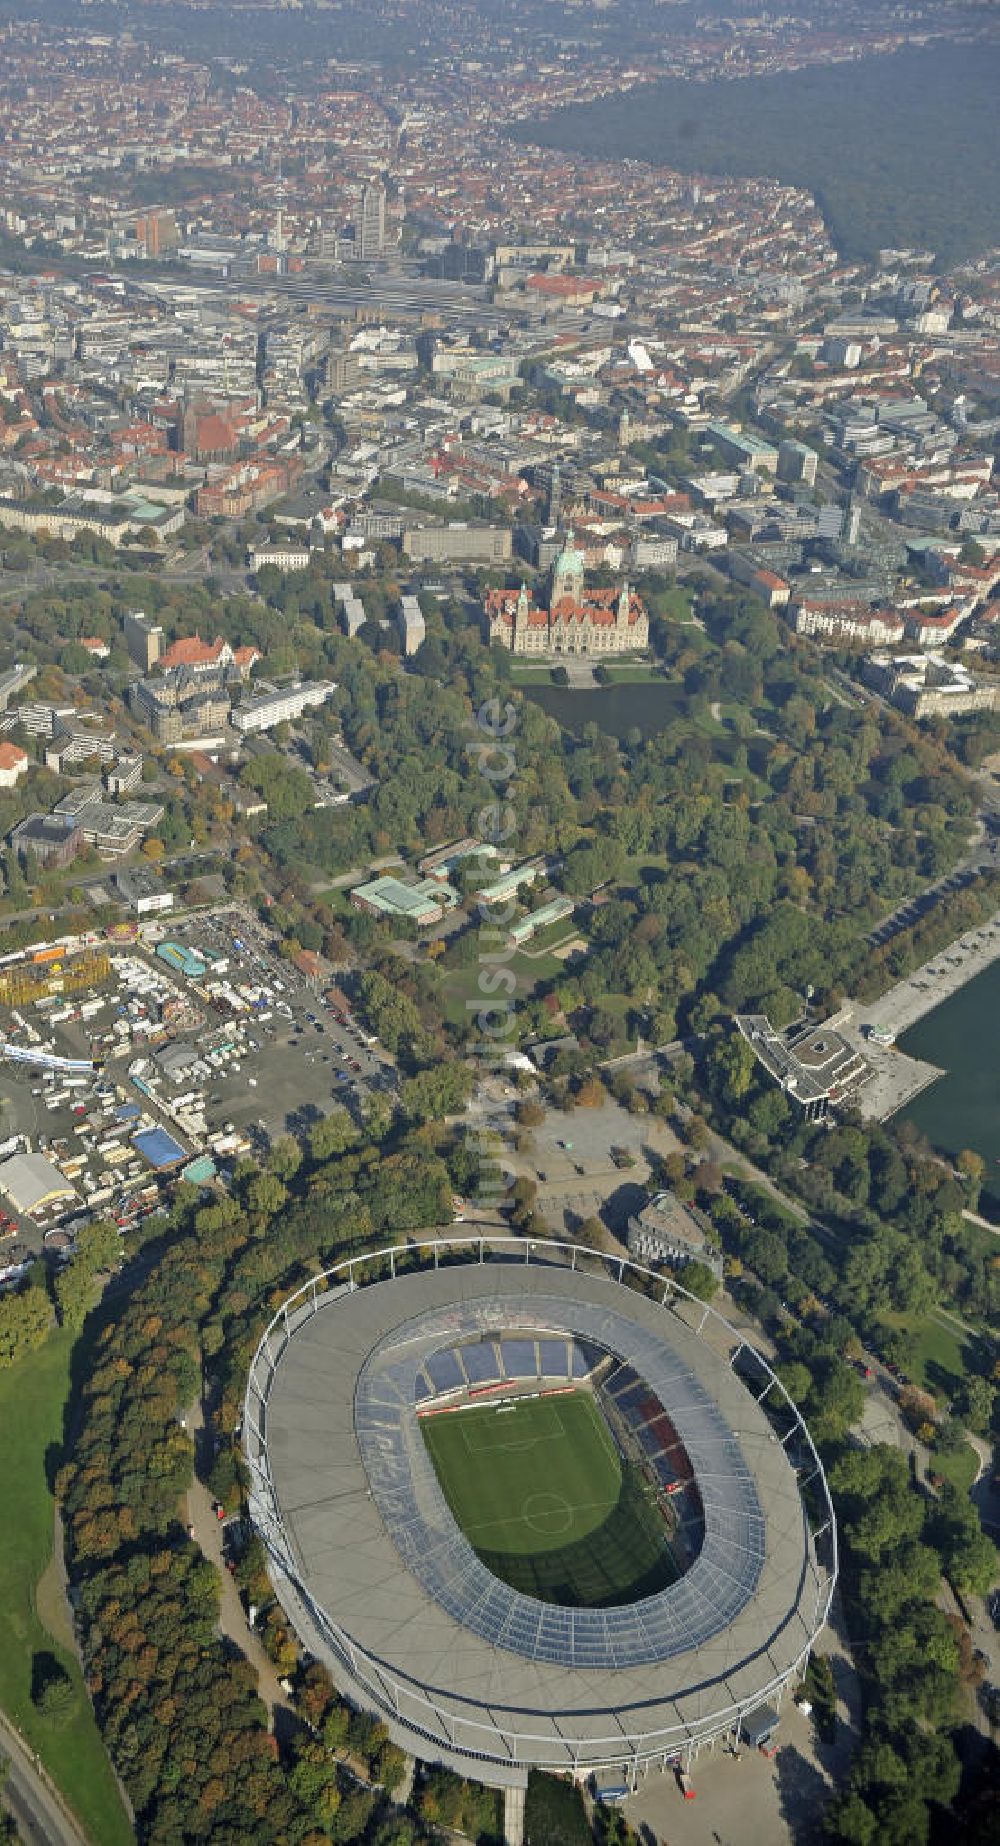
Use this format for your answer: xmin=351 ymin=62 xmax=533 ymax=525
xmin=184 ymin=1396 xmax=292 ymax=1728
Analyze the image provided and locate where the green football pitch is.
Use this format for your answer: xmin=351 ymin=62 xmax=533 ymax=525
xmin=420 ymin=1391 xmax=678 ymax=1606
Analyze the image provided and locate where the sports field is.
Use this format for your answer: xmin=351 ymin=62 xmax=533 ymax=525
xmin=420 ymin=1391 xmax=678 ymax=1606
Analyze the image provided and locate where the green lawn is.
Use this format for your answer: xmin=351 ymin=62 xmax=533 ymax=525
xmin=0 ymin=1330 xmax=134 ymax=1846
xmin=592 ymin=662 xmax=665 ymax=683
xmin=648 ymin=585 xmax=696 ymax=625
xmin=933 ymin=1441 xmax=980 ymax=1494
xmin=617 ymin=851 xmax=672 ymax=887
xmin=420 ymin=1392 xmax=677 ymax=1605
xmin=514 ymin=923 xmax=584 ymax=959
xmin=440 ymin=949 xmax=570 ymax=1028
xmin=884 ymin=1310 xmax=980 ymax=1400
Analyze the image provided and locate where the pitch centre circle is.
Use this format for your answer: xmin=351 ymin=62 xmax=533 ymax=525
xmin=522 ymin=1492 xmax=574 ymax=1536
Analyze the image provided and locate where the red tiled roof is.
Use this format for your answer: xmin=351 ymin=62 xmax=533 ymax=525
xmin=487 ymin=586 xmax=645 ymax=629
xmin=159 ymin=634 xmax=230 ymax=669
xmin=907 ymin=606 xmax=962 ymax=629
xmin=192 ymin=412 xmax=239 ymax=455
xmin=526 ymin=272 xmax=600 ymax=297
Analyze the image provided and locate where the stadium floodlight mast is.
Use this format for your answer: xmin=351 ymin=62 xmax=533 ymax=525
xmin=243 ymin=1236 xmax=836 ymax=1795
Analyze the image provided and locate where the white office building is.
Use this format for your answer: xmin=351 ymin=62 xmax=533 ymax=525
xmin=231 ymin=681 xmax=336 ymax=735
xmin=398 ymin=596 xmax=426 ymax=657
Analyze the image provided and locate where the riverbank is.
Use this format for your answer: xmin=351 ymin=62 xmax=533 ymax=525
xmin=832 ymin=910 xmax=1000 ymax=1121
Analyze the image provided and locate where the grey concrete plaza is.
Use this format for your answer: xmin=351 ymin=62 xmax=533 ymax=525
xmin=835 ymin=910 xmax=1000 ymax=1119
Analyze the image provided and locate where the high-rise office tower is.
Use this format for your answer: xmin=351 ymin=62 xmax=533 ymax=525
xmin=548 ymin=461 xmax=562 ymax=526
xmin=359 ymin=182 xmax=386 ymax=260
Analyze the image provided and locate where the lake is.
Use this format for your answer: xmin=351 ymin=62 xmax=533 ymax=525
xmin=900 ymin=957 xmax=1000 ymax=1174
xmin=521 ymin=680 xmax=688 ymax=740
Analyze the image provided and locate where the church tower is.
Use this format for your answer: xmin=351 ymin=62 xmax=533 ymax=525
xmin=514 ymin=581 xmax=531 ymax=645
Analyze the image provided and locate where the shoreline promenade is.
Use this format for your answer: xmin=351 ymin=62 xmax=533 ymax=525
xmin=833 ymin=911 xmax=1000 ymax=1120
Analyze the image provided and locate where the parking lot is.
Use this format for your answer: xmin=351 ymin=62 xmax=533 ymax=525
xmin=0 ymin=902 xmax=397 ymax=1285
xmin=495 ymin=1086 xmax=683 ymax=1242
xmin=164 ymin=909 xmax=395 ymax=1137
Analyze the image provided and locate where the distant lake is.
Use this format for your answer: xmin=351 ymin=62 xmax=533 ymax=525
xmin=900 ymin=958 xmax=1000 ymax=1176
xmin=521 ymin=680 xmax=687 ymax=740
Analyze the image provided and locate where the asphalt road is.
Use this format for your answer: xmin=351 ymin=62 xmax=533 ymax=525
xmin=0 ymin=1710 xmax=90 ymax=1846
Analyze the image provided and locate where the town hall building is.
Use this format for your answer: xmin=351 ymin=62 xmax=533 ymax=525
xmin=486 ymin=532 xmax=649 ymax=657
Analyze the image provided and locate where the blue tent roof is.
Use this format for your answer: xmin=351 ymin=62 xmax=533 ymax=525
xmin=133 ymin=1126 xmax=186 ymax=1170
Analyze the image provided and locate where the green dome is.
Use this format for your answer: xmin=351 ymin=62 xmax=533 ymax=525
xmin=553 ymin=529 xmax=586 ymax=575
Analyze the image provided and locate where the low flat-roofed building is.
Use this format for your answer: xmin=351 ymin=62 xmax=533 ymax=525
xmin=627 ymin=1191 xmax=721 ymax=1278
xmin=51 ymin=790 xmax=164 ymax=858
xmin=115 ymin=867 xmax=174 ymax=915
xmin=735 ymin=1014 xmax=871 ymax=1120
xmin=508 ymin=895 xmax=575 ymax=946
xmin=350 ymin=873 xmax=460 ymax=927
xmin=479 ymin=859 xmax=546 ymax=906
xmin=230 ymin=680 xmax=334 ymax=735
xmin=418 ymin=838 xmax=501 ymax=880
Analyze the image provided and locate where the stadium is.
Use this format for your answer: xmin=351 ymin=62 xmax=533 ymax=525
xmin=244 ymin=1238 xmax=836 ymax=1802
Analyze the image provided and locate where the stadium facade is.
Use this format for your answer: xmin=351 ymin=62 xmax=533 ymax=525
xmin=244 ymin=1239 xmax=836 ymax=1797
